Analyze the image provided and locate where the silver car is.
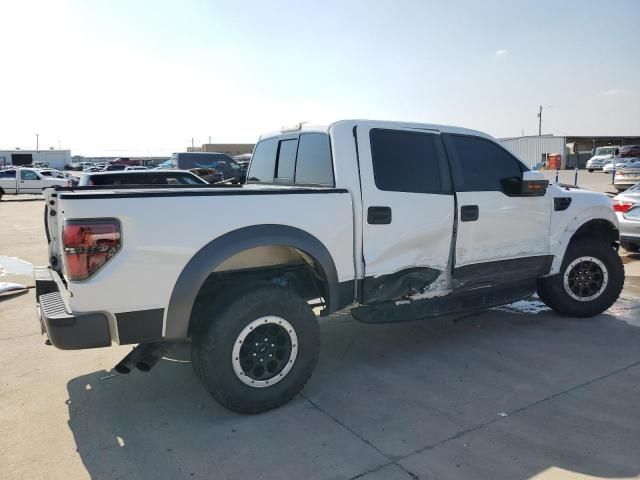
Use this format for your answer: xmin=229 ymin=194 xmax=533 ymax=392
xmin=613 ymin=159 xmax=640 ymax=192
xmin=612 ymin=183 xmax=640 ymax=252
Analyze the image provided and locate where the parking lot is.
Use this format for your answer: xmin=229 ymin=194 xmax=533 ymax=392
xmin=1 ymin=172 xmax=640 ymax=480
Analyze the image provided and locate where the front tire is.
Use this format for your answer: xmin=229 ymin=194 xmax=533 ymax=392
xmin=191 ymin=284 xmax=320 ymax=414
xmin=537 ymin=240 xmax=624 ymax=317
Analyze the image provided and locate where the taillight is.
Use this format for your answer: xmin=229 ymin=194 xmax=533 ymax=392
xmin=612 ymin=199 xmax=635 ymax=213
xmin=62 ymin=219 xmax=121 ymax=281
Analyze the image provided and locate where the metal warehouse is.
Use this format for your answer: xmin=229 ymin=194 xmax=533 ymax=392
xmin=499 ymin=136 xmax=567 ymax=169
xmin=0 ymin=149 xmax=72 ymax=170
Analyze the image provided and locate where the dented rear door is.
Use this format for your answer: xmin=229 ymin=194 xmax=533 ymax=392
xmin=355 ymin=123 xmax=455 ymax=303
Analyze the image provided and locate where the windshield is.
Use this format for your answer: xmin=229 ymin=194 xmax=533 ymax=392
xmin=595 ymin=147 xmax=614 ymax=156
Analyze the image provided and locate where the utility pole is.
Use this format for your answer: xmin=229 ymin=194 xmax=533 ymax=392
xmin=57 ymin=139 xmax=61 ymax=150
xmin=36 ymin=133 xmax=39 ymax=151
xmin=208 ymin=136 xmax=212 ymax=144
xmin=191 ymin=137 xmax=194 ymax=151
xmin=537 ymin=105 xmax=542 ymax=136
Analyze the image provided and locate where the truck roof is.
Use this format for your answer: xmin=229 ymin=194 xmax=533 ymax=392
xmin=258 ymin=119 xmax=494 ymax=142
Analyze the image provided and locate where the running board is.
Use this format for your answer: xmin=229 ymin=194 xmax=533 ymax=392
xmin=351 ymin=281 xmax=537 ymax=324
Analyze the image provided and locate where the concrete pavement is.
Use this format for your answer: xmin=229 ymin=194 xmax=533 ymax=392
xmin=1 ymin=186 xmax=640 ymax=480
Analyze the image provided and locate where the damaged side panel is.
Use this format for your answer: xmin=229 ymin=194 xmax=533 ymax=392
xmin=362 ymin=266 xmax=442 ymax=304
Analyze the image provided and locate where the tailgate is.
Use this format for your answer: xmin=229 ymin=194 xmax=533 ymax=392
xmin=43 ymin=188 xmax=62 ymax=274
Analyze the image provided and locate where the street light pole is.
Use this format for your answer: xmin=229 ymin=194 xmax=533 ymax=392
xmin=537 ymin=106 xmax=542 ymax=136
xmin=36 ymin=133 xmax=39 ymax=151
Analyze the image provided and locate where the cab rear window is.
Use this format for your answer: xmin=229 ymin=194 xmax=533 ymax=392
xmin=248 ymin=133 xmax=334 ymax=186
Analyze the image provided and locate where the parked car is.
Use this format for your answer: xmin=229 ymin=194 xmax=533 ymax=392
xmin=189 ymin=167 xmax=224 ymax=183
xmin=613 ymin=159 xmax=640 ymax=191
xmin=78 ymin=169 xmax=208 ymax=186
xmin=233 ymin=153 xmax=252 ymax=171
xmin=612 ymin=183 xmax=640 ymax=252
xmin=109 ymin=157 xmax=142 ymax=167
xmin=602 ymin=158 xmax=639 ymax=174
xmin=65 ymin=162 xmax=87 ymax=171
xmin=37 ymin=168 xmax=79 ymax=185
xmin=0 ymin=167 xmax=70 ymax=200
xmin=586 ymin=146 xmax=619 ymax=171
xmin=36 ymin=119 xmax=624 ymax=414
xmin=168 ymin=152 xmax=246 ymax=183
xmin=619 ymin=145 xmax=640 ymax=159
xmin=102 ymin=164 xmax=127 ymax=171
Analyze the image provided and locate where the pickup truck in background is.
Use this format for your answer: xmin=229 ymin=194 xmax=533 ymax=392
xmin=35 ymin=120 xmax=624 ymax=413
xmin=0 ymin=167 xmax=71 ymax=200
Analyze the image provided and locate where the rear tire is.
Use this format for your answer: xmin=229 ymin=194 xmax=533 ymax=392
xmin=191 ymin=284 xmax=320 ymax=414
xmin=537 ymin=240 xmax=624 ymax=317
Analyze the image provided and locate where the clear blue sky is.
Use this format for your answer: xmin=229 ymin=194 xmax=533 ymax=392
xmin=1 ymin=0 xmax=638 ymax=155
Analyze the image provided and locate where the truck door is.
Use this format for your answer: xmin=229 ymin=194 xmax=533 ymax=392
xmin=19 ymin=169 xmax=44 ymax=194
xmin=355 ymin=123 xmax=455 ymax=303
xmin=0 ymin=169 xmax=18 ymax=194
xmin=442 ymin=133 xmax=552 ymax=288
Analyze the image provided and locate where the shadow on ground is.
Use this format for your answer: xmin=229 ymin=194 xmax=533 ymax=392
xmin=67 ymin=301 xmax=640 ymax=480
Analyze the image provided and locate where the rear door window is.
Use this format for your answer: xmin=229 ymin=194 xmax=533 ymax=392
xmin=369 ymin=129 xmax=445 ymax=194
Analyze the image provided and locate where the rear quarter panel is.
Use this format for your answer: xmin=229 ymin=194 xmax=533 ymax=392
xmin=56 ymin=189 xmax=354 ymax=332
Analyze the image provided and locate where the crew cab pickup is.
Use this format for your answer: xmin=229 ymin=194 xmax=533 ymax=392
xmin=35 ymin=120 xmax=624 ymax=413
xmin=0 ymin=167 xmax=70 ymax=200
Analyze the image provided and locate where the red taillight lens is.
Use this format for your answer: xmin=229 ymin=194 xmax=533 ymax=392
xmin=63 ymin=219 xmax=121 ymax=281
xmin=612 ymin=199 xmax=635 ymax=213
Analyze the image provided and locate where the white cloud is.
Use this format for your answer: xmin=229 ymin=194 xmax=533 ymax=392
xmin=598 ymin=88 xmax=625 ymax=97
xmin=495 ymin=49 xmax=508 ymax=56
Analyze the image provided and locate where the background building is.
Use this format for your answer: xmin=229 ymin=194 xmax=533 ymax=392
xmin=0 ymin=149 xmax=71 ymax=169
xmin=187 ymin=143 xmax=254 ymax=156
xmin=499 ymin=135 xmax=640 ymax=169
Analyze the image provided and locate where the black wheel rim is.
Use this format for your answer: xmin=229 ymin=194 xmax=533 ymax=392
xmin=239 ymin=323 xmax=292 ymax=381
xmin=566 ymin=259 xmax=605 ymax=299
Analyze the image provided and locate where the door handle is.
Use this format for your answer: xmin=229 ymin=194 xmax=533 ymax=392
xmin=460 ymin=205 xmax=479 ymax=222
xmin=368 ymin=206 xmax=392 ymax=224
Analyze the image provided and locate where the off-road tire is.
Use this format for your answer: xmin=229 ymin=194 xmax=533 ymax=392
xmin=537 ymin=240 xmax=624 ymax=317
xmin=191 ymin=284 xmax=320 ymax=414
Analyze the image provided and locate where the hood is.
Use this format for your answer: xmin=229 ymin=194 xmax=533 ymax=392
xmin=588 ymin=155 xmax=613 ymax=162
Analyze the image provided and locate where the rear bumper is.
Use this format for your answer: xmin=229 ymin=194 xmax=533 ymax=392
xmin=34 ymin=266 xmax=111 ymax=350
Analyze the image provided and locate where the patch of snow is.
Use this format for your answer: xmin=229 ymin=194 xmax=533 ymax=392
xmin=492 ymin=299 xmax=550 ymax=315
xmin=0 ymin=256 xmax=34 ymax=276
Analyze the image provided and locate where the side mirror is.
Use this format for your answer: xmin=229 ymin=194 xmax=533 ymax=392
xmin=500 ymin=171 xmax=549 ymax=197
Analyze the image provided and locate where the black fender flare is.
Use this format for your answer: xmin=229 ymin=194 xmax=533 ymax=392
xmin=164 ymin=224 xmax=339 ymax=339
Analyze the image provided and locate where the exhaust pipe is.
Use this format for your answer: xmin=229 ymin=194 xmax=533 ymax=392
xmin=114 ymin=343 xmax=154 ymax=374
xmin=135 ymin=343 xmax=170 ymax=372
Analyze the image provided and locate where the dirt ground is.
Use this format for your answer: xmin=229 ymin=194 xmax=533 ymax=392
xmin=1 ymin=173 xmax=640 ymax=480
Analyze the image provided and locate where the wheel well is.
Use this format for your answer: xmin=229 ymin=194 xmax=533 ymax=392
xmin=188 ymin=246 xmax=328 ymax=335
xmin=569 ymin=219 xmax=619 ymax=248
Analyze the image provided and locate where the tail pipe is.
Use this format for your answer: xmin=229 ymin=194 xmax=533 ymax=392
xmin=136 ymin=342 xmax=170 ymax=372
xmin=114 ymin=342 xmax=170 ymax=374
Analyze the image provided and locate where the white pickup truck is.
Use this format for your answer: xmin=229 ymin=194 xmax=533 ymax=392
xmin=35 ymin=120 xmax=624 ymax=413
xmin=0 ymin=167 xmax=70 ymax=200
